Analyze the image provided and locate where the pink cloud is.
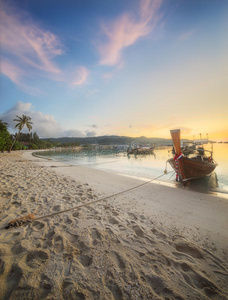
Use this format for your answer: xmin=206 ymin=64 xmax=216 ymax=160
xmin=0 ymin=3 xmax=90 ymax=90
xmin=0 ymin=3 xmax=63 ymax=82
xmin=140 ymin=0 xmax=162 ymax=20
xmin=0 ymin=59 xmax=45 ymax=95
xmin=102 ymin=72 xmax=114 ymax=79
xmin=0 ymin=60 xmax=24 ymax=84
xmin=98 ymin=0 xmax=163 ymax=66
xmin=72 ymin=66 xmax=89 ymax=86
xmin=178 ymin=29 xmax=195 ymax=42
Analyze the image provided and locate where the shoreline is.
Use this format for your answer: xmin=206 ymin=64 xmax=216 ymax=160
xmin=0 ymin=151 xmax=228 ymax=299
xmin=31 ymin=149 xmax=228 ymax=199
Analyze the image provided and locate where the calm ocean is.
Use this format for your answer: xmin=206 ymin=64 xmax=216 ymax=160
xmin=36 ymin=143 xmax=228 ymax=196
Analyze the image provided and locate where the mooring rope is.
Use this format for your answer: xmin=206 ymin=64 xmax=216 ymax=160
xmin=34 ymin=171 xmax=173 ymax=222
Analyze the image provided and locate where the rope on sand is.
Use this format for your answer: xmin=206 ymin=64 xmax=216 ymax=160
xmin=5 ymin=171 xmax=173 ymax=229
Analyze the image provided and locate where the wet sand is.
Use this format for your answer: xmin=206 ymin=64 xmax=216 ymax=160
xmin=0 ymin=151 xmax=228 ymax=299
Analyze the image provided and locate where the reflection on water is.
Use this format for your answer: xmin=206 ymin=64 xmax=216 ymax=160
xmin=183 ymin=172 xmax=218 ymax=192
xmin=35 ymin=143 xmax=228 ymax=195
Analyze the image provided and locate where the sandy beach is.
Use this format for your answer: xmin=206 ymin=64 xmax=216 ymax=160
xmin=0 ymin=151 xmax=228 ymax=300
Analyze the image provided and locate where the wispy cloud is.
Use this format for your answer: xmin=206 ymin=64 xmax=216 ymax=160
xmin=102 ymin=72 xmax=114 ymax=80
xmin=86 ymin=89 xmax=99 ymax=97
xmin=98 ymin=0 xmax=163 ymax=66
xmin=0 ymin=3 xmax=89 ymax=90
xmin=72 ymin=66 xmax=89 ymax=86
xmin=0 ymin=3 xmax=63 ymax=76
xmin=178 ymin=29 xmax=195 ymax=42
xmin=0 ymin=60 xmax=25 ymax=84
xmin=0 ymin=59 xmax=45 ymax=95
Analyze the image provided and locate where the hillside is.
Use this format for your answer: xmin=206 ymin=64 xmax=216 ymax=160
xmin=41 ymin=135 xmax=183 ymax=146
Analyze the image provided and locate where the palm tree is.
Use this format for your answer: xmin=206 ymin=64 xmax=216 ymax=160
xmin=9 ymin=115 xmax=33 ymax=152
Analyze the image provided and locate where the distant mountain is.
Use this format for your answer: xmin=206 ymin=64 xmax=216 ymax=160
xmin=41 ymin=135 xmax=185 ymax=146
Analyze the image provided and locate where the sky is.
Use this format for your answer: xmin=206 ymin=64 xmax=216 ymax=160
xmin=0 ymin=0 xmax=228 ymax=141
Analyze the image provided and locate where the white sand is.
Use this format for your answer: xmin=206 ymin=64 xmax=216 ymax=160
xmin=0 ymin=150 xmax=228 ymax=299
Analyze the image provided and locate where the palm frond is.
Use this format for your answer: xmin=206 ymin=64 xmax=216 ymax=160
xmin=27 ymin=124 xmax=33 ymax=131
xmin=13 ymin=114 xmax=32 ymax=130
xmin=0 ymin=120 xmax=9 ymax=127
xmin=13 ymin=118 xmax=22 ymax=122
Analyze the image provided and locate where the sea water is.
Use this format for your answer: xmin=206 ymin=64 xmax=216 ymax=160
xmin=36 ymin=143 xmax=228 ymax=195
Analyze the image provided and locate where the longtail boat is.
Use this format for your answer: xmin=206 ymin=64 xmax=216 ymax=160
xmin=168 ymin=129 xmax=217 ymax=185
xmin=127 ymin=146 xmax=155 ymax=155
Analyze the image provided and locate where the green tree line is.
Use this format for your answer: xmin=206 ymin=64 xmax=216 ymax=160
xmin=0 ymin=121 xmax=12 ymax=152
xmin=0 ymin=120 xmax=80 ymax=152
xmin=0 ymin=120 xmax=56 ymax=151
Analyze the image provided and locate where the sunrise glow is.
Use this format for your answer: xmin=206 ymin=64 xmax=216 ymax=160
xmin=0 ymin=0 xmax=227 ymax=141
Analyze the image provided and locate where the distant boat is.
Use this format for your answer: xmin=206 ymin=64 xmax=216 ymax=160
xmin=168 ymin=129 xmax=217 ymax=185
xmin=127 ymin=146 xmax=155 ymax=155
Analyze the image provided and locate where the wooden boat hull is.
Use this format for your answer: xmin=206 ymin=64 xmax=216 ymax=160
xmin=169 ymin=129 xmax=217 ymax=184
xmin=168 ymin=157 xmax=217 ymax=182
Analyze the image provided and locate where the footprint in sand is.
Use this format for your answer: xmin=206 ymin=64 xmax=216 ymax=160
xmin=65 ymin=232 xmax=79 ymax=244
xmin=108 ymin=217 xmax=119 ymax=225
xmin=72 ymin=211 xmax=80 ymax=218
xmin=32 ymin=221 xmax=45 ymax=230
xmin=29 ymin=196 xmax=36 ymax=203
xmin=128 ymin=212 xmax=138 ymax=221
xmin=180 ymin=262 xmax=220 ymax=297
xmin=105 ymin=271 xmax=123 ymax=300
xmin=39 ymin=274 xmax=53 ymax=298
xmin=112 ymin=211 xmax=119 ymax=217
xmin=4 ymin=264 xmax=23 ymax=300
xmin=0 ymin=258 xmax=5 ymax=276
xmin=12 ymin=193 xmax=19 ymax=200
xmin=11 ymin=201 xmax=21 ymax=207
xmin=132 ymin=225 xmax=144 ymax=237
xmin=140 ymin=214 xmax=146 ymax=220
xmin=62 ymin=196 xmax=71 ymax=201
xmin=181 ymin=262 xmax=192 ymax=272
xmin=3 ymin=231 xmax=17 ymax=241
xmin=174 ymin=242 xmax=203 ymax=259
xmin=76 ymin=192 xmax=83 ymax=196
xmin=11 ymin=242 xmax=26 ymax=255
xmin=91 ymin=228 xmax=103 ymax=246
xmin=77 ymin=241 xmax=90 ymax=253
xmin=13 ymin=232 xmax=20 ymax=238
xmin=111 ymin=251 xmax=126 ymax=270
xmin=91 ymin=228 xmax=103 ymax=241
xmin=118 ymin=225 xmax=126 ymax=231
xmin=145 ymin=274 xmax=182 ymax=299
xmin=64 ymin=217 xmax=73 ymax=225
xmin=26 ymin=250 xmax=49 ymax=268
xmin=78 ymin=255 xmax=93 ymax=267
xmin=87 ymin=193 xmax=94 ymax=200
xmin=151 ymin=228 xmax=167 ymax=240
xmin=54 ymin=235 xmax=64 ymax=253
xmin=52 ymin=205 xmax=61 ymax=212
xmin=61 ymin=281 xmax=86 ymax=300
xmin=45 ymin=229 xmax=55 ymax=240
xmin=87 ymin=206 xmax=99 ymax=215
